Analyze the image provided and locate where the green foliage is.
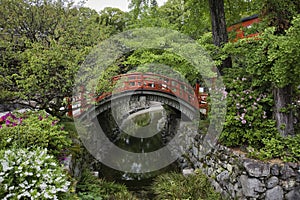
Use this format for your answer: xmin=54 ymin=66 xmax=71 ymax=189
xmin=152 ymin=171 xmax=221 ymax=200
xmin=220 ymin=14 xmax=300 ymax=160
xmin=0 ymin=148 xmax=70 ymax=199
xmin=0 ymin=0 xmax=105 ymax=117
xmin=123 ymin=49 xmax=203 ymax=85
xmin=99 ymin=7 xmax=127 ymax=34
xmin=127 ymin=0 xmax=211 ymax=39
xmin=134 ymin=113 xmax=151 ymax=127
xmin=224 ymin=0 xmax=261 ymax=25
xmin=266 ymin=15 xmax=300 ymax=88
xmin=0 ymin=110 xmax=71 ymax=156
xmin=261 ymin=0 xmax=300 ymax=34
xmin=95 ymin=65 xmax=120 ymax=95
xmin=248 ymin=134 xmax=300 ymax=162
xmin=75 ymin=168 xmax=137 ymax=200
xmin=220 ymin=67 xmax=278 ymax=148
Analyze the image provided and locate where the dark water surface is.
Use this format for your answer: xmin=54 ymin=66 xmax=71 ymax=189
xmin=98 ymin=108 xmax=180 ymax=199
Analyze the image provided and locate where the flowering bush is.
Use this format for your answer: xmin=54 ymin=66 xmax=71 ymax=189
xmin=0 ymin=148 xmax=70 ymax=200
xmin=220 ymin=67 xmax=279 ymax=148
xmin=0 ymin=110 xmax=71 ymax=156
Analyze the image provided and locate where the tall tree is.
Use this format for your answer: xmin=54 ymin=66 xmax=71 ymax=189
xmin=99 ymin=7 xmax=127 ymax=33
xmin=0 ymin=0 xmax=103 ymax=116
xmin=261 ymin=0 xmax=300 ymax=136
xmin=208 ymin=0 xmax=231 ymax=75
xmin=128 ymin=0 xmax=153 ymax=20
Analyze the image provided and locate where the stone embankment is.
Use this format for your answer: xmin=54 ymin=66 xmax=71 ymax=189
xmin=183 ymin=144 xmax=300 ymax=200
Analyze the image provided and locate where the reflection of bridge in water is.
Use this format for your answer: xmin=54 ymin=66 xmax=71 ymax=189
xmin=72 ymin=72 xmax=208 ymax=121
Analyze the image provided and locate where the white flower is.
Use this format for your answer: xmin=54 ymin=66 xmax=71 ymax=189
xmin=39 ymin=182 xmax=47 ymax=190
xmin=4 ymin=193 xmax=15 ymax=200
xmin=5 ymin=149 xmax=12 ymax=155
xmin=16 ymin=158 xmax=21 ymax=165
xmin=24 ymin=171 xmax=33 ymax=176
xmin=17 ymin=191 xmax=31 ymax=199
xmin=1 ymin=160 xmax=10 ymax=172
xmin=44 ymin=192 xmax=52 ymax=199
xmin=50 ymin=187 xmax=57 ymax=194
xmin=36 ymin=159 xmax=42 ymax=165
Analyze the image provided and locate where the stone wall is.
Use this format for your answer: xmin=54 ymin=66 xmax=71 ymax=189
xmin=185 ymin=145 xmax=300 ymax=200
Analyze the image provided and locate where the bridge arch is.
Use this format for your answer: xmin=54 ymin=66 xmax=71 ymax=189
xmin=78 ymin=90 xmax=199 ymax=122
xmin=75 ymin=72 xmax=208 ymax=122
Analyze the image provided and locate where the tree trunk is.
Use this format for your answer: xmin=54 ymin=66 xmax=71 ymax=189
xmin=208 ymin=0 xmax=232 ymax=75
xmin=273 ymin=84 xmax=294 ymax=136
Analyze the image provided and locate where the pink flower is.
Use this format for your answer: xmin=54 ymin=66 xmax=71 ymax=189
xmin=241 ymin=119 xmax=247 ymax=124
xmin=242 ymin=77 xmax=247 ymax=81
xmin=222 ymin=90 xmax=228 ymax=99
xmin=1 ymin=115 xmax=7 ymax=121
xmin=5 ymin=120 xmax=11 ymax=126
xmin=38 ymin=115 xmax=43 ymax=121
xmin=10 ymin=114 xmax=17 ymax=120
xmin=241 ymin=113 xmax=245 ymax=118
xmin=51 ymin=120 xmax=58 ymax=126
xmin=263 ymin=111 xmax=267 ymax=119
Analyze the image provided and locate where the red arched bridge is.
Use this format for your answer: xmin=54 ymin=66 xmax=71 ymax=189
xmin=70 ymin=72 xmax=208 ymax=121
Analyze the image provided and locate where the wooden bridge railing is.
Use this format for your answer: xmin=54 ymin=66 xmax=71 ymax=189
xmin=69 ymin=72 xmax=208 ymax=117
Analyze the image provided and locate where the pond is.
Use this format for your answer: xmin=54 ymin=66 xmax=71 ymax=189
xmin=97 ymin=103 xmax=181 ymax=198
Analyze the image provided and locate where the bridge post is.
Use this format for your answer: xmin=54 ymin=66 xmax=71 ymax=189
xmin=67 ymin=97 xmax=73 ymax=117
xmin=195 ymin=79 xmax=200 ymax=98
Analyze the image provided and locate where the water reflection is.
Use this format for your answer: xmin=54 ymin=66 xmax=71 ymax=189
xmin=98 ymin=103 xmax=179 ymax=182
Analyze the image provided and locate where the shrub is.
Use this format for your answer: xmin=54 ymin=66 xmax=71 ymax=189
xmin=0 ymin=110 xmax=71 ymax=156
xmin=248 ymin=134 xmax=300 ymax=162
xmin=0 ymin=148 xmax=70 ymax=200
xmin=75 ymin=168 xmax=137 ymax=200
xmin=152 ymin=170 xmax=221 ymax=200
xmin=220 ymin=70 xmax=278 ymax=148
